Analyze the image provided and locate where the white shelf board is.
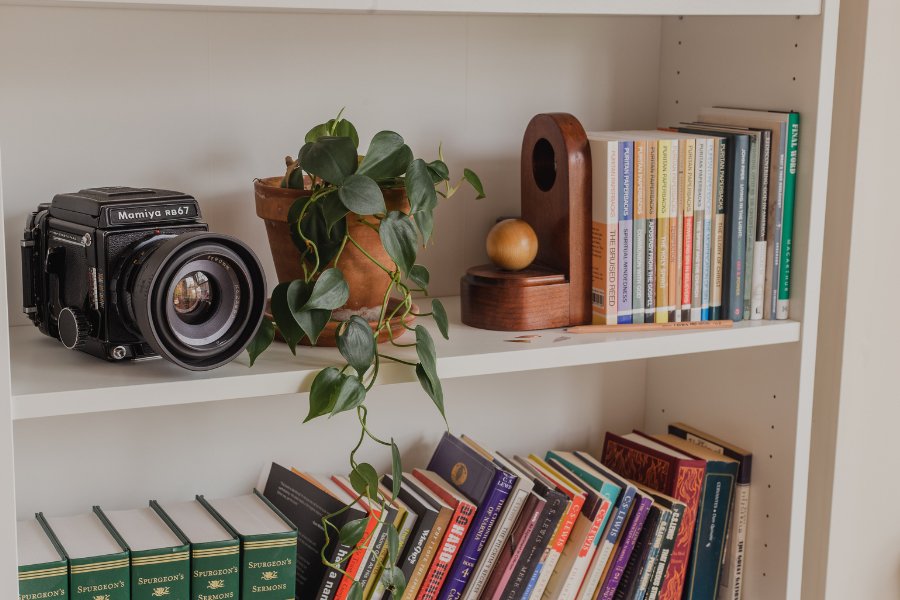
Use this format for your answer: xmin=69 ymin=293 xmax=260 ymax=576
xmin=0 ymin=0 xmax=822 ymax=16
xmin=9 ymin=296 xmax=800 ymax=420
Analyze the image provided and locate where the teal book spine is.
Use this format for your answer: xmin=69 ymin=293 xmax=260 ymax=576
xmin=19 ymin=562 xmax=69 ymax=600
xmin=545 ymin=451 xmax=622 ymax=538
xmin=683 ymin=461 xmax=738 ymax=600
xmin=776 ymin=112 xmax=799 ymax=319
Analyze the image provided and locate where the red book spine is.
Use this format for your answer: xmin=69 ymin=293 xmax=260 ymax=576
xmin=600 ymin=432 xmax=704 ymax=600
xmin=331 ymin=477 xmax=382 ymax=600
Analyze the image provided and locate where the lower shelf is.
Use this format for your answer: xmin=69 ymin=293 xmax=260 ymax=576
xmin=8 ymin=296 xmax=800 ymax=420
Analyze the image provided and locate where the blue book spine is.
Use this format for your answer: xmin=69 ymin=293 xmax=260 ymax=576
xmin=618 ymin=141 xmax=634 ymax=324
xmin=522 ymin=560 xmax=543 ymax=599
xmin=437 ymin=470 xmax=516 ymax=600
xmin=599 ymin=495 xmax=652 ymax=600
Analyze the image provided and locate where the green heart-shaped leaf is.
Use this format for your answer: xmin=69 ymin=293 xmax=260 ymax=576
xmin=320 ymin=193 xmax=349 ymax=235
xmin=380 ymin=566 xmax=406 ymax=598
xmin=350 ymin=463 xmax=380 ymax=498
xmin=329 ymin=374 xmax=366 ymax=417
xmin=357 ymin=131 xmax=413 ymax=181
xmin=297 ymin=199 xmax=347 ymax=267
xmin=409 ymin=265 xmax=430 ymax=290
xmin=337 ymin=315 xmax=376 ymax=377
xmin=306 ymin=366 xmax=342 ymax=422
xmin=339 ymin=517 xmax=368 ymax=547
xmin=426 ymin=159 xmax=450 ymax=184
xmin=347 ymin=581 xmax=364 ymax=600
xmin=338 ymin=174 xmax=386 ymax=216
xmin=379 ymin=211 xmax=418 ymax=278
xmin=246 ymin=318 xmax=275 ymax=366
xmin=431 ymin=299 xmax=449 ymax=340
xmin=415 ymin=325 xmax=445 ymax=423
xmin=305 ymin=118 xmax=360 ymax=149
xmin=305 ymin=268 xmax=350 ymax=311
xmin=387 ymin=525 xmax=400 ymax=564
xmin=295 ymin=308 xmax=331 ymax=346
xmin=271 ymin=281 xmax=304 ymax=353
xmin=390 ymin=440 xmax=402 ymax=501
xmin=405 ymin=158 xmax=438 ymax=215
xmin=463 ymin=168 xmax=486 ymax=199
xmin=300 ymin=136 xmax=358 ymax=185
xmin=414 ymin=209 xmax=435 ymax=245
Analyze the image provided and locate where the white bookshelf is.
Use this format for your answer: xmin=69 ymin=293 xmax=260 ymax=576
xmin=0 ymin=1 xmax=838 ymax=598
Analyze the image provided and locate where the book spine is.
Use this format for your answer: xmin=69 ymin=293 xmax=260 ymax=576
xmin=554 ymin=499 xmax=611 ymax=600
xmin=682 ymin=138 xmax=696 ymax=322
xmin=574 ymin=488 xmax=635 ymax=600
xmin=691 ymin=138 xmax=705 ymax=322
xmin=529 ymin=493 xmax=584 ymax=599
xmin=777 ymin=114 xmax=799 ymax=319
xmin=742 ymin=134 xmax=759 ymax=321
xmin=668 ymin=140 xmax=681 ymax=322
xmin=373 ymin=509 xmax=414 ymax=598
xmin=765 ymin=122 xmax=787 ymax=319
xmin=335 ymin=514 xmax=380 ymax=600
xmin=598 ymin=496 xmax=651 ymax=600
xmin=634 ymin=511 xmax=671 ymax=600
xmin=318 ymin=543 xmax=353 ymax=600
xmin=359 ymin=518 xmax=391 ymax=593
xmin=633 ymin=140 xmax=647 ymax=324
xmin=684 ymin=467 xmax=737 ymax=600
xmin=18 ymin=562 xmax=68 ymax=600
xmin=592 ymin=141 xmax=619 ymax=325
xmin=501 ymin=494 xmax=564 ymax=600
xmin=439 ymin=471 xmax=515 ymax=600
xmin=717 ymin=483 xmax=750 ymax=600
xmin=723 ymin=136 xmax=748 ymax=321
xmin=402 ymin=515 xmax=446 ymax=600
xmin=613 ymin=507 xmax=660 ymax=600
xmin=484 ymin=496 xmax=542 ymax=600
xmin=645 ymin=142 xmax=658 ymax=324
xmin=130 ymin=548 xmax=189 ymax=600
xmin=617 ymin=141 xmax=634 ymax=324
xmin=417 ymin=504 xmax=476 ymax=600
xmin=69 ymin=556 xmax=130 ymax=600
xmin=655 ymin=140 xmax=671 ymax=323
xmin=240 ymin=534 xmax=297 ymax=599
xmin=190 ymin=542 xmax=240 ymax=600
xmin=751 ymin=130 xmax=772 ymax=320
xmin=701 ymin=139 xmax=714 ymax=320
xmin=462 ymin=488 xmax=529 ymax=600
xmin=710 ymin=137 xmax=726 ymax=320
xmin=646 ymin=503 xmax=685 ymax=600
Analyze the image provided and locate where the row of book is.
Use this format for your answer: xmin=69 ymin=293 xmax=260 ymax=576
xmin=17 ymin=423 xmax=751 ymax=600
xmin=590 ymin=106 xmax=800 ymax=324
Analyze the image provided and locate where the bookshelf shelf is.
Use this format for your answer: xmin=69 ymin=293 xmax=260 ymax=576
xmin=9 ymin=296 xmax=800 ymax=420
xmin=0 ymin=0 xmax=822 ymax=16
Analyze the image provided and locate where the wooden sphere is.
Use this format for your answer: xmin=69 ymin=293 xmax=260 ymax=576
xmin=486 ymin=219 xmax=539 ymax=271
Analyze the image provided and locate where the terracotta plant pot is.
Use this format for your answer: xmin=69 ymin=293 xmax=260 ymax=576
xmin=254 ymin=176 xmax=410 ymax=342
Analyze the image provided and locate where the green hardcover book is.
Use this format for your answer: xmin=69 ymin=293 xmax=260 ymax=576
xmin=652 ymin=434 xmax=739 ymax=600
xmin=152 ymin=500 xmax=240 ymax=600
xmin=200 ymin=492 xmax=297 ymax=599
xmin=38 ymin=512 xmax=129 ymax=600
xmin=18 ymin=518 xmax=68 ymax=600
xmin=98 ymin=506 xmax=190 ymax=600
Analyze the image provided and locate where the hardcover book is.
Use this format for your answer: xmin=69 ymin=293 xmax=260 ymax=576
xmin=39 ymin=511 xmax=130 ymax=600
xmin=200 ymin=491 xmax=297 ymax=599
xmin=411 ymin=470 xmax=477 ymax=600
xmin=426 ymin=432 xmax=517 ymax=600
xmin=152 ymin=499 xmax=240 ymax=600
xmin=399 ymin=473 xmax=454 ymax=600
xmin=650 ymin=434 xmax=739 ymax=600
xmin=587 ymin=135 xmax=619 ymax=325
xmin=668 ymin=423 xmax=752 ymax=600
xmin=98 ymin=506 xmax=190 ymax=600
xmin=601 ymin=432 xmax=704 ymax=600
xmin=459 ymin=445 xmax=534 ymax=600
xmin=18 ymin=518 xmax=68 ymax=600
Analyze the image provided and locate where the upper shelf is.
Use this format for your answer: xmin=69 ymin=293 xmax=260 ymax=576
xmin=9 ymin=296 xmax=800 ymax=420
xmin=0 ymin=0 xmax=822 ymax=16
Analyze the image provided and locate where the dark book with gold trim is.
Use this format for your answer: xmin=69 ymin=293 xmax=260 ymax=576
xmin=200 ymin=491 xmax=298 ymax=599
xmin=152 ymin=499 xmax=240 ymax=600
xmin=38 ymin=511 xmax=129 ymax=600
xmin=18 ymin=518 xmax=68 ymax=600
xmin=97 ymin=506 xmax=190 ymax=600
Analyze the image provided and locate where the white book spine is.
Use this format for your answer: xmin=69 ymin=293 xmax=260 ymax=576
xmin=591 ymin=139 xmax=619 ymax=325
xmin=574 ymin=533 xmax=617 ymax=600
xmin=702 ymin=139 xmax=714 ymax=319
xmin=717 ymin=483 xmax=750 ymax=600
xmin=691 ymin=138 xmax=706 ymax=322
xmin=461 ymin=487 xmax=529 ymax=600
xmin=750 ymin=243 xmax=767 ymax=320
xmin=529 ymin=548 xmax=562 ymax=599
xmin=553 ymin=516 xmax=604 ymax=600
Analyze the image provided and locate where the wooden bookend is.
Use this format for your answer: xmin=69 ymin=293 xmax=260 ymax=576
xmin=460 ymin=113 xmax=591 ymax=331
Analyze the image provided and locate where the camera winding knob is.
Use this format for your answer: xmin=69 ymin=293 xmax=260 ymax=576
xmin=58 ymin=307 xmax=90 ymax=350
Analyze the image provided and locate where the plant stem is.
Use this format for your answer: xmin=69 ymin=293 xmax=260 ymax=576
xmin=378 ymin=354 xmax=418 ymax=367
xmin=347 ymin=235 xmax=393 ymax=275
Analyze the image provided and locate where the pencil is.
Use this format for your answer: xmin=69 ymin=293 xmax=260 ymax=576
xmin=566 ymin=320 xmax=734 ymax=334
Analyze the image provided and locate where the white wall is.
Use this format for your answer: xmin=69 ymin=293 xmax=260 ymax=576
xmin=811 ymin=0 xmax=900 ymax=596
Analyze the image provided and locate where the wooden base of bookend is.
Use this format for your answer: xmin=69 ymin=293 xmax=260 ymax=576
xmin=460 ymin=264 xmax=570 ymax=331
xmin=460 ymin=112 xmax=592 ymax=331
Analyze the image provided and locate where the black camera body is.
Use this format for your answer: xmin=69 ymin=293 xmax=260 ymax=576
xmin=23 ymin=187 xmax=266 ymax=371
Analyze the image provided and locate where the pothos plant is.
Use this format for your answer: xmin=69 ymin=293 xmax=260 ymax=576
xmin=247 ymin=110 xmax=485 ymax=599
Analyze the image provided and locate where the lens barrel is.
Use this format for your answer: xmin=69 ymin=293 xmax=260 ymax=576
xmin=130 ymin=232 xmax=266 ymax=371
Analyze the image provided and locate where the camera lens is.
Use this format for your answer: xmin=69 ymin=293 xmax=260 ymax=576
xmin=172 ymin=271 xmax=215 ymax=323
xmin=128 ymin=232 xmax=266 ymax=371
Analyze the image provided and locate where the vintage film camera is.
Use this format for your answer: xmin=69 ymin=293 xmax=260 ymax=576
xmin=22 ymin=187 xmax=266 ymax=371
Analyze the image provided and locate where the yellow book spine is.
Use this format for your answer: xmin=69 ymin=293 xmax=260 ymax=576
xmin=655 ymin=140 xmax=671 ymax=323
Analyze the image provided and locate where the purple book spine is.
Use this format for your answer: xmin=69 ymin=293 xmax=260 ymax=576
xmin=438 ymin=470 xmax=517 ymax=600
xmin=599 ymin=494 xmax=652 ymax=600
xmin=618 ymin=141 xmax=634 ymax=324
